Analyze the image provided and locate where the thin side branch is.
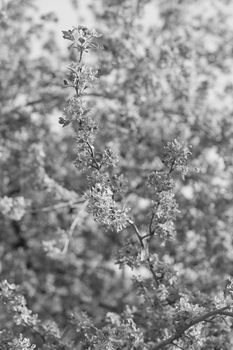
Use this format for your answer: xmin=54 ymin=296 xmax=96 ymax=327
xmin=149 ymin=212 xmax=155 ymax=235
xmin=29 ymin=199 xmax=85 ymax=213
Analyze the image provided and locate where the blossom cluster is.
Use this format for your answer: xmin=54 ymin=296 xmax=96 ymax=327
xmin=86 ymin=182 xmax=130 ymax=232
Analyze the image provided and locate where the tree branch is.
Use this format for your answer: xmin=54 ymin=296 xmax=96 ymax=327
xmin=62 ymin=200 xmax=88 ymax=254
xmin=129 ymin=221 xmax=159 ymax=286
xmin=129 ymin=221 xmax=144 ymax=248
xmin=4 ymin=95 xmax=63 ymax=115
xmin=219 ymin=311 xmax=233 ymax=317
xmin=153 ymin=305 xmax=232 ymax=349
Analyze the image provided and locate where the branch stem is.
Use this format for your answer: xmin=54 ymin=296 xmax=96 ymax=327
xmin=153 ymin=305 xmax=232 ymax=349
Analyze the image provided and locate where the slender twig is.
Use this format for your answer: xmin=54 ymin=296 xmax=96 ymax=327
xmin=85 ymin=140 xmax=95 ymax=158
xmin=26 ymin=95 xmax=61 ymax=106
xmin=153 ymin=305 xmax=232 ymax=349
xmin=79 ymin=50 xmax=84 ymax=63
xmin=85 ymin=140 xmax=100 ymax=170
xmin=69 ymin=49 xmax=101 ymax=172
xmin=220 ymin=311 xmax=233 ymax=317
xmin=129 ymin=220 xmax=159 ymax=286
xmin=185 ymin=305 xmax=231 ymax=328
xmin=171 ymin=342 xmax=185 ymax=350
xmin=29 ymin=199 xmax=85 ymax=213
xmin=67 ymin=66 xmax=78 ymax=74
xmin=141 ymin=233 xmax=153 ymax=240
xmin=149 ymin=212 xmax=155 ymax=235
xmin=129 ymin=221 xmax=144 ymax=248
xmin=168 ymin=158 xmax=176 ymax=175
xmin=62 ymin=215 xmax=79 ymax=254
xmin=62 ymin=200 xmax=88 ymax=254
xmin=3 ymin=95 xmax=62 ymax=115
xmin=147 ymin=257 xmax=159 ymax=287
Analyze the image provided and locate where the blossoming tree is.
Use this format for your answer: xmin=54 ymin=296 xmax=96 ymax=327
xmin=1 ymin=0 xmax=233 ymax=349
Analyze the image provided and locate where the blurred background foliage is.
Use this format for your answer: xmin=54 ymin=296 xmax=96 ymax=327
xmin=1 ymin=0 xmax=233 ymax=348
